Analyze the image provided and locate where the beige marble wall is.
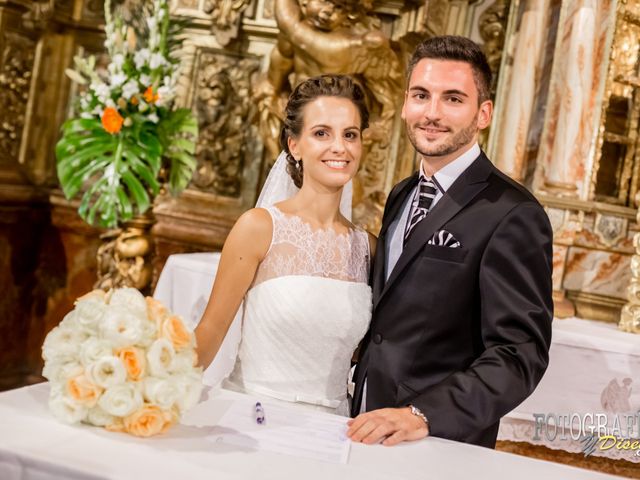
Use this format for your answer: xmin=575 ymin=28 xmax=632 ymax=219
xmin=492 ymin=0 xmax=550 ymax=181
xmin=535 ymin=0 xmax=616 ymax=198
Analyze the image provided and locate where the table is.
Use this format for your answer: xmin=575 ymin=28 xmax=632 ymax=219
xmin=155 ymin=255 xmax=640 ymax=464
xmin=154 ymin=253 xmax=241 ymax=386
xmin=0 ymin=383 xmax=620 ymax=480
xmin=499 ymin=318 xmax=640 ymax=463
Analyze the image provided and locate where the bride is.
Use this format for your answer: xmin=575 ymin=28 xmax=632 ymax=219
xmin=195 ymin=74 xmax=375 ymax=416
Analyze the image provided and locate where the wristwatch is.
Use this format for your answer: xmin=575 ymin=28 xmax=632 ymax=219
xmin=409 ymin=404 xmax=429 ymax=427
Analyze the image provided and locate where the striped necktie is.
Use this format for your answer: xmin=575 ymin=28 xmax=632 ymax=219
xmin=404 ymin=175 xmax=438 ymax=244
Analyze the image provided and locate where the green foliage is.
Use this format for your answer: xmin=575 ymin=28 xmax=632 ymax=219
xmin=56 ymin=111 xmax=198 ymax=228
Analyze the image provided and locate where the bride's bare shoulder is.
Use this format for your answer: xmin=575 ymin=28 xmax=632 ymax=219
xmin=226 ymin=208 xmax=273 ymax=257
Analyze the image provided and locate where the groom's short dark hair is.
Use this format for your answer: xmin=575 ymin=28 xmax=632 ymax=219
xmin=407 ymin=36 xmax=492 ymax=103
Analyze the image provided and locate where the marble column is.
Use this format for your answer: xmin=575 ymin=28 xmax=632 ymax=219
xmin=538 ymin=0 xmax=597 ymax=197
xmin=493 ymin=0 xmax=549 ymax=182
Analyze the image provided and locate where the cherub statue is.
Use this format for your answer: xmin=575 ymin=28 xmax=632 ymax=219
xmin=256 ymin=0 xmax=403 ymax=228
xmin=600 ymin=377 xmax=633 ymax=413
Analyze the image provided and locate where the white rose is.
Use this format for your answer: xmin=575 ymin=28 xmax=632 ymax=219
xmin=108 ymin=288 xmax=147 ymax=318
xmin=86 ymin=356 xmax=127 ymax=389
xmin=169 ymin=349 xmax=196 ymax=374
xmin=173 ymin=371 xmax=203 ymax=414
xmin=99 ymin=306 xmax=143 ymax=348
xmin=42 ymin=323 xmax=86 ymax=363
xmin=42 ymin=359 xmax=83 ymax=384
xmin=136 ymin=317 xmax=158 ymax=348
xmin=49 ymin=388 xmax=88 ymax=424
xmin=143 ymin=377 xmax=180 ymax=410
xmin=86 ymin=405 xmax=116 ymax=427
xmin=79 ymin=338 xmax=113 ymax=367
xmin=74 ymin=297 xmax=107 ymax=334
xmin=146 ymin=339 xmax=175 ymax=378
xmin=98 ymin=384 xmax=143 ymax=417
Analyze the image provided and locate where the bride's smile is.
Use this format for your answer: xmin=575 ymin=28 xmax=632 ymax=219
xmin=287 ymin=95 xmax=362 ymax=190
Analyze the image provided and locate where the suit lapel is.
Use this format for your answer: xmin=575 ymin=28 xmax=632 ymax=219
xmin=372 ymin=174 xmax=418 ymax=304
xmin=375 ymin=154 xmax=494 ymax=309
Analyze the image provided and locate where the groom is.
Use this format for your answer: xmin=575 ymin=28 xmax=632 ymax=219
xmin=348 ymin=36 xmax=553 ymax=448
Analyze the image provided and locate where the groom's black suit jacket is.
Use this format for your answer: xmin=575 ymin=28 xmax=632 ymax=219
xmin=351 ymin=152 xmax=553 ymax=448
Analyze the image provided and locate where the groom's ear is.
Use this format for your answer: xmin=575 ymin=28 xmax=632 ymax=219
xmin=477 ymin=100 xmax=493 ymax=130
xmin=287 ymin=136 xmax=300 ymax=160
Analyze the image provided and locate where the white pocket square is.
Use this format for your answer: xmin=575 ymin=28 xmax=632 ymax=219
xmin=427 ymin=229 xmax=461 ymax=248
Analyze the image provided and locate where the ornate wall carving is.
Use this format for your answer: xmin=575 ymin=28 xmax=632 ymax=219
xmin=0 ymin=33 xmax=36 ymax=168
xmin=192 ymin=52 xmax=261 ymax=197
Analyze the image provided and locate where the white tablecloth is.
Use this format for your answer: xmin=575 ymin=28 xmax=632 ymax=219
xmin=0 ymin=383 xmax=620 ymax=480
xmin=154 ymin=253 xmax=241 ymax=386
xmin=155 ymin=255 xmax=640 ymax=463
xmin=499 ymin=318 xmax=640 ymax=463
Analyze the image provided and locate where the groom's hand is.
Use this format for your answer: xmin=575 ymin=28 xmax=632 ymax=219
xmin=346 ymin=407 xmax=429 ymax=446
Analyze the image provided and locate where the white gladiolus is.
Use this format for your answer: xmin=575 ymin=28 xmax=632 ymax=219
xmin=99 ymin=306 xmax=144 ymax=348
xmin=139 ymin=74 xmax=151 ymax=87
xmin=143 ymin=377 xmax=180 ymax=410
xmin=86 ymin=356 xmax=127 ymax=388
xmin=109 ymin=288 xmax=147 ymax=319
xmin=121 ymin=80 xmax=139 ymax=100
xmin=80 ymin=338 xmax=114 ymax=368
xmin=49 ymin=390 xmax=88 ymax=424
xmin=98 ymin=384 xmax=143 ymax=417
xmin=147 ymin=339 xmax=175 ymax=378
xmin=134 ymin=48 xmax=151 ymax=69
xmin=112 ymin=53 xmax=125 ymax=69
xmin=149 ymin=53 xmax=166 ymax=70
xmin=110 ymin=72 xmax=127 ymax=87
xmin=86 ymin=405 xmax=116 ymax=427
xmin=147 ymin=113 xmax=159 ymax=123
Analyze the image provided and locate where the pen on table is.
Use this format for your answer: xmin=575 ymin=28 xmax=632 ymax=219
xmin=255 ymin=402 xmax=265 ymax=425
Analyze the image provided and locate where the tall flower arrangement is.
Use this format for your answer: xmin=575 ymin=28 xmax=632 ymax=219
xmin=56 ymin=0 xmax=197 ymax=228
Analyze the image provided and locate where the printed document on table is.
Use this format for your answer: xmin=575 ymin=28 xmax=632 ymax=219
xmin=210 ymin=399 xmax=351 ymax=464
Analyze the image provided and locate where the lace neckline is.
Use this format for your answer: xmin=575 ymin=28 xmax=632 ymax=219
xmin=270 ymin=205 xmax=359 ymax=239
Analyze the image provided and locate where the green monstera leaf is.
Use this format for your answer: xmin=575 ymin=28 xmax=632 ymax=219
xmin=56 ymin=116 xmax=162 ymax=228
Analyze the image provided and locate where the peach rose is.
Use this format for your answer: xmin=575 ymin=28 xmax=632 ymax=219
xmin=101 ymin=107 xmax=124 ymax=134
xmin=161 ymin=315 xmax=192 ymax=350
xmin=67 ymin=374 xmax=103 ymax=407
xmin=123 ymin=404 xmax=176 ymax=437
xmin=116 ymin=347 xmax=146 ymax=381
xmin=146 ymin=297 xmax=168 ymax=327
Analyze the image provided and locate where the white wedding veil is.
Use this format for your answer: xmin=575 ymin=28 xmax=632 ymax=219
xmin=255 ymin=151 xmax=353 ymax=221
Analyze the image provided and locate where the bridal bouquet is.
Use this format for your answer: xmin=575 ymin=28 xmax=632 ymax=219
xmin=42 ymin=288 xmax=203 ymax=437
xmin=56 ymin=0 xmax=197 ymax=228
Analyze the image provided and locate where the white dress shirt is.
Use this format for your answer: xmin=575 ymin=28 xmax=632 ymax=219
xmin=360 ymin=142 xmax=480 ymax=413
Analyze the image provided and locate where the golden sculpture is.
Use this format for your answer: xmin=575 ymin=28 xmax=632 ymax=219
xmin=204 ymin=0 xmax=252 ymax=45
xmin=95 ymin=214 xmax=154 ymax=292
xmin=256 ymin=0 xmax=403 ymax=229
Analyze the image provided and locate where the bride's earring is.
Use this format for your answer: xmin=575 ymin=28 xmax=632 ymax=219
xmin=295 ymin=158 xmax=302 ymax=170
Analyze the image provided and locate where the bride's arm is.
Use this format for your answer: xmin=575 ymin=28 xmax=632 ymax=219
xmin=194 ymin=208 xmax=272 ymax=368
xmin=367 ymin=232 xmax=377 ymax=258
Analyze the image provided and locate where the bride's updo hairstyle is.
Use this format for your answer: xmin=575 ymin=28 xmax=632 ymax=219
xmin=279 ymin=75 xmax=370 ymax=188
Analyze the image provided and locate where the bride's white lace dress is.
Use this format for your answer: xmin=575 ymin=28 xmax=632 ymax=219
xmin=223 ymin=206 xmax=372 ymax=415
